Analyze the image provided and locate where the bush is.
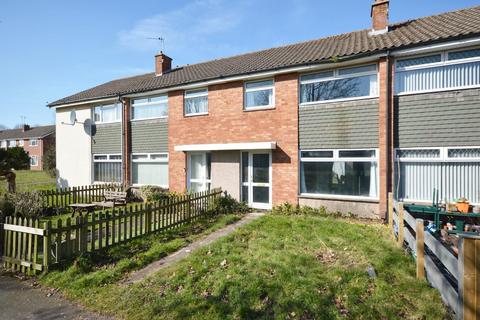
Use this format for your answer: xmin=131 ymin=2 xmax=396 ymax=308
xmin=0 ymin=195 xmax=15 ymax=222
xmin=214 ymin=193 xmax=251 ymax=215
xmin=2 ymin=192 xmax=44 ymax=219
xmin=43 ymin=146 xmax=56 ymax=177
xmin=138 ymin=185 xmax=170 ymax=202
xmin=271 ymin=203 xmax=345 ymax=217
xmin=2 ymin=147 xmax=30 ymax=170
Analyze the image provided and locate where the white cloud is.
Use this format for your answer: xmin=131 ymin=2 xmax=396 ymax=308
xmin=118 ymin=0 xmax=248 ymax=55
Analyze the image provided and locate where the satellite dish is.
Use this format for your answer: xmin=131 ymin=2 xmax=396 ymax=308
xmin=69 ymin=110 xmax=77 ymax=124
xmin=84 ymin=119 xmax=95 ymax=136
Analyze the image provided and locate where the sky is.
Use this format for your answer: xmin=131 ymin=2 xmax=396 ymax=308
xmin=0 ymin=0 xmax=479 ymax=128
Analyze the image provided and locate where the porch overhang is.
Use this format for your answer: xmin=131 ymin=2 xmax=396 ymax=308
xmin=174 ymin=141 xmax=277 ymax=152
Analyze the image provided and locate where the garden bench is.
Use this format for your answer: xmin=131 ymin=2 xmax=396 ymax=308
xmin=92 ymin=190 xmax=128 ymax=210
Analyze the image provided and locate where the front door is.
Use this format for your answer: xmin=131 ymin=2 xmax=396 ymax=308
xmin=241 ymin=151 xmax=272 ymax=209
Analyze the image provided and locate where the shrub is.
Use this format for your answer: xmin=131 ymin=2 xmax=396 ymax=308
xmin=270 ymin=203 xmax=343 ymax=217
xmin=214 ymin=193 xmax=251 ymax=215
xmin=0 ymin=195 xmax=15 ymax=222
xmin=4 ymin=192 xmax=44 ymax=219
xmin=138 ymin=185 xmax=170 ymax=202
xmin=1 ymin=147 xmax=30 ymax=170
xmin=43 ymin=146 xmax=56 ymax=177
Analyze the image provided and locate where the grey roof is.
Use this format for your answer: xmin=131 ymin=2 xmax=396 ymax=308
xmin=0 ymin=125 xmax=55 ymax=140
xmin=49 ymin=5 xmax=480 ymax=107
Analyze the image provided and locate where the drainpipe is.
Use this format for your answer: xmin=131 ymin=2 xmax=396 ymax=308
xmin=119 ymin=95 xmax=131 ymax=189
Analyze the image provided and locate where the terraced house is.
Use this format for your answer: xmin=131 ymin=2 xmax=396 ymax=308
xmin=49 ymin=2 xmax=480 ymax=219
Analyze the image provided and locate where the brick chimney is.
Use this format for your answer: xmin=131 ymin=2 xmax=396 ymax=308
xmin=155 ymin=51 xmax=172 ymax=76
xmin=22 ymin=124 xmax=30 ymax=132
xmin=370 ymin=0 xmax=389 ymax=35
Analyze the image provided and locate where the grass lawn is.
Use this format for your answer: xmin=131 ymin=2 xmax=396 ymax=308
xmin=39 ymin=214 xmax=449 ymax=319
xmin=0 ymin=170 xmax=56 ymax=193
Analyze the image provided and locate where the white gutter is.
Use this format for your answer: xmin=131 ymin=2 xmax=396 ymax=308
xmin=391 ymin=36 xmax=480 ymax=57
xmin=174 ymin=141 xmax=277 ymax=152
xmin=51 ymin=54 xmax=385 ymax=108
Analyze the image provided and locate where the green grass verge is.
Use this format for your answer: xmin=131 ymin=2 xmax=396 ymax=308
xmin=0 ymin=170 xmax=56 ymax=193
xmin=39 ymin=214 xmax=449 ymax=319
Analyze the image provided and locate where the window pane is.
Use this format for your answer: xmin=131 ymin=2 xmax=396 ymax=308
xmin=110 ymin=155 xmax=122 ymax=160
xmin=132 ymin=162 xmax=168 ymax=186
xmin=245 ymin=89 xmax=273 ymax=108
xmin=338 ymin=64 xmax=376 ymax=76
xmin=190 ymin=182 xmax=203 ymax=193
xmin=150 ymin=154 xmax=168 ymax=160
xmin=132 ymin=102 xmax=168 ymax=119
xmin=206 ymin=153 xmax=211 ymax=180
xmin=94 ymin=155 xmax=108 ymax=160
xmin=448 ymin=148 xmax=480 ymax=158
xmin=252 ymin=154 xmax=269 ymax=183
xmin=301 ymin=71 xmax=334 ymax=82
xmin=339 ymin=150 xmax=375 ymax=158
xmin=101 ymin=106 xmax=117 ymax=122
xmin=253 ymin=186 xmax=269 ymax=203
xmin=185 ymin=89 xmax=207 ymax=97
xmin=397 ymin=54 xmax=442 ymax=68
xmin=396 ymin=149 xmax=441 ymax=159
xmin=185 ymin=96 xmax=208 ymax=114
xmin=245 ymin=80 xmax=273 ymax=89
xmin=448 ymin=48 xmax=480 ymax=61
xmin=300 ymin=74 xmax=377 ymax=103
xmin=190 ymin=154 xmax=204 ymax=180
xmin=94 ymin=162 xmax=122 ymax=182
xmin=300 ymin=161 xmax=377 ymax=197
xmin=241 ymin=185 xmax=248 ymax=203
xmin=241 ymin=152 xmax=248 ymax=183
xmin=132 ymin=154 xmax=148 ymax=160
xmin=301 ymin=151 xmax=333 ymax=158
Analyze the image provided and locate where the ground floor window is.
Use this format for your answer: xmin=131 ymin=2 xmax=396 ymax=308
xmin=30 ymin=155 xmax=38 ymax=167
xmin=395 ymin=147 xmax=480 ymax=204
xmin=300 ymin=149 xmax=378 ymax=198
xmin=93 ymin=154 xmax=122 ymax=183
xmin=132 ymin=153 xmax=168 ymax=187
xmin=188 ymin=152 xmax=211 ymax=192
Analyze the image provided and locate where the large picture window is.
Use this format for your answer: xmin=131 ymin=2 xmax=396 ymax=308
xmin=300 ymin=149 xmax=378 ymax=198
xmin=395 ymin=147 xmax=480 ymax=204
xmin=132 ymin=153 xmax=168 ymax=187
xmin=395 ymin=47 xmax=480 ymax=94
xmin=188 ymin=152 xmax=211 ymax=192
xmin=93 ymin=154 xmax=122 ymax=183
xmin=94 ymin=103 xmax=122 ymax=123
xmin=300 ymin=64 xmax=378 ymax=104
xmin=184 ymin=89 xmax=208 ymax=116
xmin=131 ymin=95 xmax=168 ymax=120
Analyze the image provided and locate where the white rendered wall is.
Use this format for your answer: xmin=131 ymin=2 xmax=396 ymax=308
xmin=55 ymin=106 xmax=92 ymax=187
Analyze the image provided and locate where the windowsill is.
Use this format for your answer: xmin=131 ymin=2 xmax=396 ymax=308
xmin=132 ymin=184 xmax=169 ymax=188
xmin=95 ymin=121 xmax=121 ymax=125
xmin=184 ymin=112 xmax=209 ymax=117
xmin=395 ymin=84 xmax=480 ymax=96
xmin=299 ymin=193 xmax=379 ymax=203
xmin=243 ymin=106 xmax=275 ymax=112
xmin=131 ymin=116 xmax=168 ymax=122
xmin=299 ymin=95 xmax=379 ymax=106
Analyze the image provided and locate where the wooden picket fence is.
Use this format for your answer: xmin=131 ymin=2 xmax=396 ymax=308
xmin=388 ymin=192 xmax=480 ymax=320
xmin=1 ymin=188 xmax=222 ymax=275
xmin=38 ymin=184 xmax=122 ymax=210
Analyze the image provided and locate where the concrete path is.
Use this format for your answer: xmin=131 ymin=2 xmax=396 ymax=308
xmin=0 ymin=274 xmax=111 ymax=320
xmin=123 ymin=212 xmax=264 ymax=285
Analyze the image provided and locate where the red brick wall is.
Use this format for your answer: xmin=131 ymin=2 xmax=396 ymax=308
xmin=378 ymin=57 xmax=391 ymax=219
xmin=168 ymin=73 xmax=299 ymax=205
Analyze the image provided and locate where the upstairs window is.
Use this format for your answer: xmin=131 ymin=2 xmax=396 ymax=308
xmin=29 ymin=139 xmax=38 ymax=147
xmin=8 ymin=140 xmax=16 ymax=147
xmin=244 ymin=79 xmax=274 ymax=110
xmin=0 ymin=141 xmax=5 ymax=148
xmin=184 ymin=89 xmax=208 ymax=116
xmin=131 ymin=95 xmax=168 ymax=120
xmin=94 ymin=103 xmax=122 ymax=123
xmin=300 ymin=64 xmax=378 ymax=104
xmin=395 ymin=47 xmax=480 ymax=94
xmin=18 ymin=139 xmax=24 ymax=146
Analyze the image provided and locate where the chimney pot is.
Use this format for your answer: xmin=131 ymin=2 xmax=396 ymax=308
xmin=155 ymin=51 xmax=172 ymax=76
xmin=370 ymin=0 xmax=389 ymax=35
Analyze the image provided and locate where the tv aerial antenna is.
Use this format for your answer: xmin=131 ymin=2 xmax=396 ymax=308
xmin=146 ymin=36 xmax=165 ymax=51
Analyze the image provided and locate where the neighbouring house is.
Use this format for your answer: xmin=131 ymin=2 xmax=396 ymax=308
xmin=0 ymin=124 xmax=55 ymax=171
xmin=48 ymin=2 xmax=480 ymax=219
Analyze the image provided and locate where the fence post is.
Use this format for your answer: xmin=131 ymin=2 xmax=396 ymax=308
xmin=398 ymin=202 xmax=404 ymax=246
xmin=415 ymin=218 xmax=425 ymax=280
xmin=458 ymin=236 xmax=480 ymax=320
xmin=187 ymin=194 xmax=191 ymax=221
xmin=43 ymin=221 xmax=51 ymax=273
xmin=146 ymin=204 xmax=152 ymax=234
xmin=0 ymin=222 xmax=4 ymax=258
xmin=388 ymin=192 xmax=393 ymax=229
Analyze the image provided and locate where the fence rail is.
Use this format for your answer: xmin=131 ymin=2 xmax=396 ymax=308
xmin=2 ymin=188 xmax=222 ymax=275
xmin=389 ymin=192 xmax=480 ymax=320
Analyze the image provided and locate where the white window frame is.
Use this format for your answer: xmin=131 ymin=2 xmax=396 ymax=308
xmin=131 ymin=95 xmax=168 ymax=121
xmin=30 ymin=155 xmax=38 ymax=167
xmin=29 ymin=139 xmax=38 ymax=147
xmin=243 ymin=79 xmax=275 ymax=110
xmin=131 ymin=152 xmax=169 ymax=188
xmin=92 ymin=154 xmax=122 ymax=183
xmin=299 ymin=148 xmax=379 ymax=201
xmin=0 ymin=140 xmax=6 ymax=148
xmin=184 ymin=88 xmax=208 ymax=116
xmin=395 ymin=46 xmax=480 ymax=95
xmin=395 ymin=146 xmax=480 ymax=163
xmin=18 ymin=139 xmax=24 ymax=147
xmin=94 ymin=103 xmax=122 ymax=124
xmin=299 ymin=64 xmax=379 ymax=106
xmin=187 ymin=152 xmax=211 ymax=192
xmin=8 ymin=140 xmax=16 ymax=148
